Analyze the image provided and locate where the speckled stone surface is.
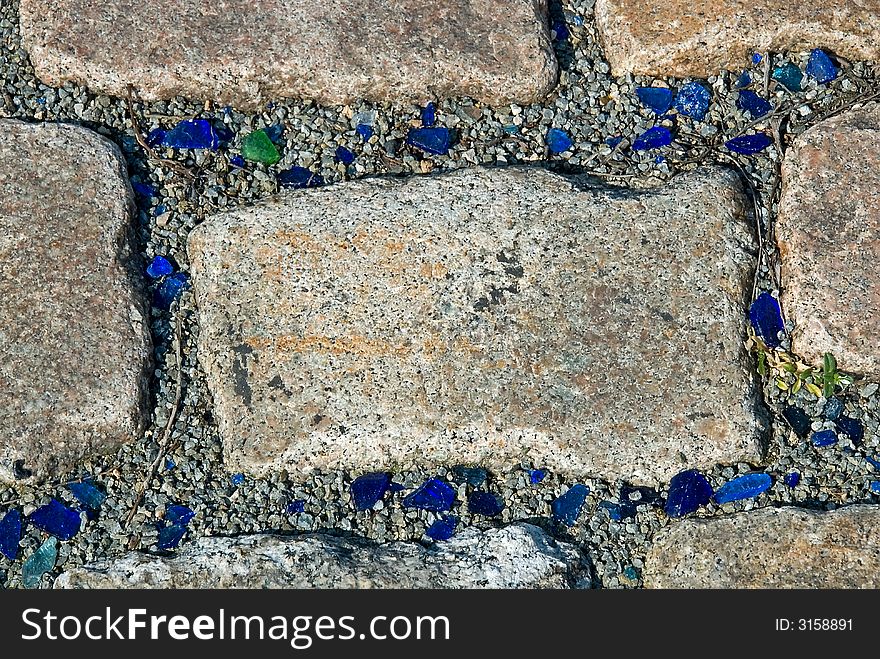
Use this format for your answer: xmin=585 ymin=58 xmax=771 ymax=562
xmin=594 ymin=0 xmax=880 ymax=77
xmin=0 ymin=119 xmax=151 ymax=484
xmin=189 ymin=166 xmax=764 ymax=485
xmin=18 ymin=0 xmax=558 ymax=110
xmin=645 ymin=505 xmax=880 ymax=588
xmin=54 ymin=523 xmax=590 ymax=588
xmin=777 ymin=104 xmax=880 ymax=378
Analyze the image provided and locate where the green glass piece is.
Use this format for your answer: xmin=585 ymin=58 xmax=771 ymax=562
xmin=241 ymin=129 xmax=280 ymax=165
xmin=21 ymin=537 xmax=57 ymax=589
xmin=772 ymin=63 xmax=803 ymax=92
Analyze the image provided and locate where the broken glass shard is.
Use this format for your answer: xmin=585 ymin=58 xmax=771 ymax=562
xmin=451 ymin=466 xmax=487 ymax=487
xmin=811 ymin=429 xmax=838 ymax=447
xmin=351 ymin=472 xmax=392 ymax=511
xmin=335 ymin=146 xmax=356 ymax=165
xmin=714 ymin=473 xmax=772 ymax=504
xmin=635 ymin=87 xmax=673 ymax=114
xmin=737 ymin=90 xmax=772 ymax=118
xmin=823 ymin=397 xmax=844 ymax=421
xmin=806 ymin=49 xmax=838 ymax=84
xmin=166 ymin=504 xmax=195 ymax=526
xmin=402 ymin=478 xmax=456 ymax=512
xmin=146 ymin=128 xmax=166 ymax=147
xmin=749 ymin=291 xmax=784 ymax=347
xmin=546 ymin=127 xmax=573 ymax=153
xmin=230 ymin=154 xmax=245 ymax=168
xmin=551 ymin=483 xmax=589 ymax=526
xmin=782 ymin=405 xmax=811 ymax=438
xmin=606 ymin=136 xmax=623 ymax=149
xmin=426 ymin=515 xmax=457 ymax=541
xmin=871 ymin=481 xmax=880 ymax=494
xmin=157 ymin=523 xmax=187 ymax=550
xmin=551 ymin=20 xmax=569 ymax=41
xmin=673 ymin=82 xmax=710 ymax=120
xmin=865 ymin=456 xmax=880 ymax=471
xmin=406 ymin=127 xmax=451 ymax=155
xmin=421 ymin=102 xmax=436 ymax=127
xmin=665 ymin=469 xmax=712 ymax=518
xmin=529 ymin=469 xmax=547 ymax=484
xmin=132 ymin=181 xmax=155 ymax=198
xmin=0 ymin=509 xmax=22 ymax=560
xmin=632 ymin=126 xmax=672 ymax=151
xmin=734 ymin=71 xmax=751 ymax=89
xmin=241 ymin=129 xmax=281 ymax=165
xmin=726 ymin=133 xmax=772 ymax=154
xmin=153 ymin=272 xmax=189 ymax=310
xmin=772 ymin=63 xmax=803 ymax=91
xmin=231 ymin=473 xmax=245 ymax=486
xmin=784 ymin=472 xmax=800 ymax=488
xmin=68 ymin=481 xmax=106 ymax=510
xmin=286 ymin=499 xmax=305 ymax=514
xmin=161 ymin=119 xmax=218 ymax=150
xmin=278 ymin=166 xmax=324 ymax=189
xmin=30 ymin=499 xmax=81 ymax=540
xmin=467 ymin=491 xmax=504 ymax=517
xmin=211 ymin=121 xmax=234 ymax=146
xmin=146 ymin=255 xmax=174 ymax=279
xmin=752 ymin=53 xmax=763 ymax=64
xmin=21 ymin=537 xmax=57 ymax=589
xmin=264 ymin=124 xmax=284 ymax=142
xmin=836 ymin=416 xmax=864 ymax=445
xmin=356 ymin=124 xmax=374 ymax=140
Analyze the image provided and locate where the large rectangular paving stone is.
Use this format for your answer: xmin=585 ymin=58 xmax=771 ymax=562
xmin=595 ymin=0 xmax=880 ymax=78
xmin=19 ymin=0 xmax=557 ymax=109
xmin=777 ymin=104 xmax=880 ymax=378
xmin=189 ymin=166 xmax=764 ymax=484
xmin=0 ymin=120 xmax=151 ymax=483
xmin=645 ymin=505 xmax=880 ymax=588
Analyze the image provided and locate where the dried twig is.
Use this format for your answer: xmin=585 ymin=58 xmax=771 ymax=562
xmin=125 ymin=85 xmax=195 ymax=180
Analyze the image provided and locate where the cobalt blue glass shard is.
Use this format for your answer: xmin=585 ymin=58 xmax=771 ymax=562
xmin=599 ymin=501 xmax=633 ymax=521
xmin=335 ymin=146 xmax=356 ymax=165
xmin=726 ymin=133 xmax=772 ymax=154
xmin=714 ymin=473 xmax=772 ymax=504
xmin=157 ymin=523 xmax=187 ymax=550
xmin=278 ymin=166 xmax=324 ymax=189
xmin=749 ymin=291 xmax=784 ymax=347
xmin=784 ymin=472 xmax=800 ymax=488
xmin=21 ymin=537 xmax=57 ymax=589
xmin=451 ymin=466 xmax=487 ymax=487
xmin=551 ymin=20 xmax=569 ymax=41
xmin=161 ymin=119 xmax=218 ymax=150
xmin=772 ymin=63 xmax=803 ymax=91
xmin=0 ymin=509 xmax=22 ymax=560
xmin=529 ymin=468 xmax=547 ymax=484
xmin=866 ymin=456 xmax=880 ymax=471
xmin=406 ymin=127 xmax=451 ymax=155
xmin=551 ymin=483 xmax=589 ymax=526
xmin=421 ymin=102 xmax=436 ymax=127
xmin=782 ymin=405 xmax=811 ymax=437
xmin=230 ymin=154 xmax=245 ymax=168
xmin=606 ymin=136 xmax=623 ymax=148
xmin=467 ymin=491 xmax=504 ymax=517
xmin=871 ymin=481 xmax=880 ymax=494
xmin=546 ymin=127 xmax=573 ymax=153
xmin=165 ymin=504 xmax=195 ymax=526
xmin=737 ymin=90 xmax=772 ymax=118
xmin=734 ymin=71 xmax=751 ymax=89
xmin=153 ymin=272 xmax=189 ymax=310
xmin=673 ymin=82 xmax=710 ymax=120
xmin=402 ymin=478 xmax=456 ymax=512
xmin=146 ymin=255 xmax=174 ymax=279
xmin=165 ymin=457 xmax=176 ymax=470
xmin=68 ymin=481 xmax=106 ymax=510
xmin=146 ymin=128 xmax=166 ymax=147
xmin=806 ymin=49 xmax=838 ymax=84
xmin=351 ymin=472 xmax=392 ymax=511
xmin=665 ymin=469 xmax=712 ymax=518
xmin=356 ymin=124 xmax=374 ymax=140
xmin=286 ymin=500 xmax=305 ymax=514
xmin=132 ymin=181 xmax=155 ymax=198
xmin=264 ymin=124 xmax=284 ymax=142
xmin=231 ymin=473 xmax=245 ymax=486
xmin=823 ymin=397 xmax=844 ymax=421
xmin=752 ymin=53 xmax=763 ymax=64
xmin=811 ymin=429 xmax=838 ymax=447
xmin=836 ymin=416 xmax=864 ymax=445
xmin=635 ymin=87 xmax=673 ymax=114
xmin=426 ymin=515 xmax=458 ymax=541
xmin=632 ymin=126 xmax=672 ymax=151
xmin=30 ymin=499 xmax=81 ymax=540
xmin=211 ymin=121 xmax=234 ymax=145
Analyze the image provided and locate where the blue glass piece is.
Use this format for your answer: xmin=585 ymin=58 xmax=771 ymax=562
xmin=632 ymin=126 xmax=672 ymax=151
xmin=426 ymin=515 xmax=458 ymax=541
xmin=784 ymin=472 xmax=800 ymax=488
xmin=335 ymin=145 xmax=356 ymax=165
xmin=546 ymin=127 xmax=573 ymax=153
xmin=836 ymin=416 xmax=864 ymax=446
xmin=664 ymin=469 xmax=712 ymax=518
xmin=351 ymin=472 xmax=392 ymax=511
xmin=605 ymin=136 xmax=623 ymax=148
xmin=866 ymin=455 xmax=880 ymax=471
xmin=132 ymin=181 xmax=155 ymax=198
xmin=752 ymin=53 xmax=763 ymax=64
xmin=823 ymin=397 xmax=844 ymax=421
xmin=0 ymin=509 xmax=22 ymax=560
xmin=806 ymin=49 xmax=838 ymax=84
xmin=264 ymin=124 xmax=284 ymax=142
xmin=157 ymin=523 xmax=187 ymax=550
xmin=811 ymin=429 xmax=838 ymax=447
xmin=529 ymin=468 xmax=547 ymax=484
xmin=749 ymin=291 xmax=784 ymax=347
xmin=599 ymin=500 xmax=635 ymax=521
xmin=406 ymin=127 xmax=451 ymax=155
xmin=620 ymin=484 xmax=661 ymax=507
xmin=467 ymin=491 xmax=504 ymax=517
xmin=165 ymin=457 xmax=176 ymax=470
xmin=146 ymin=255 xmax=174 ymax=279
xmin=782 ymin=406 xmax=811 ymax=438
xmin=231 ymin=473 xmax=245 ymax=486
xmin=146 ymin=128 xmax=166 ymax=147
xmin=68 ymin=481 xmax=106 ymax=510
xmin=278 ymin=166 xmax=324 ymax=189
xmin=356 ymin=124 xmax=374 ymax=140
xmin=451 ymin=466 xmax=487 ymax=487
xmin=871 ymin=481 xmax=880 ymax=494
xmin=734 ymin=71 xmax=751 ymax=89
xmin=503 ymin=125 xmax=519 ymax=134
xmin=737 ymin=90 xmax=772 ymax=118
xmin=623 ymin=565 xmax=639 ymax=581
xmin=402 ymin=478 xmax=456 ymax=512
xmin=161 ymin=119 xmax=219 ymax=150
xmin=655 ymin=155 xmax=665 ymax=164
xmin=21 ymin=537 xmax=57 ymax=589
xmin=772 ymin=64 xmax=803 ymax=91
xmin=551 ymin=20 xmax=569 ymax=41
xmin=230 ymin=154 xmax=246 ymax=168
xmin=29 ymin=499 xmax=81 ymax=540
xmin=726 ymin=133 xmax=772 ymax=154
xmin=389 ymin=482 xmax=405 ymax=493
xmin=165 ymin=504 xmax=195 ymax=526
xmin=635 ymin=87 xmax=673 ymax=114
xmin=153 ymin=272 xmax=189 ymax=310
xmin=286 ymin=499 xmax=305 ymax=514
xmin=714 ymin=473 xmax=772 ymax=504
xmin=154 ymin=204 xmax=167 ymax=216
xmin=421 ymin=102 xmax=436 ymax=127
xmin=551 ymin=483 xmax=589 ymax=526
xmin=673 ymin=82 xmax=710 ymax=120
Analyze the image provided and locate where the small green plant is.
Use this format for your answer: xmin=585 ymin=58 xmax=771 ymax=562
xmin=746 ymin=336 xmax=853 ymax=399
xmin=820 ymin=352 xmax=854 ymax=398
